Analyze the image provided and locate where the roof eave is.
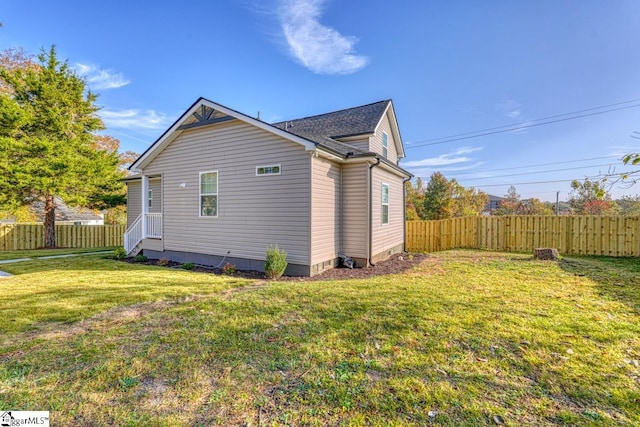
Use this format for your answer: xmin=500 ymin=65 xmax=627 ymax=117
xmin=130 ymin=98 xmax=319 ymax=172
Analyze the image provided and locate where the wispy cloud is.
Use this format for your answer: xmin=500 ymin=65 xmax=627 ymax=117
xmin=100 ymin=109 xmax=172 ymax=130
xmin=496 ymin=98 xmax=522 ymax=120
xmin=403 ymin=146 xmax=483 ymax=168
xmin=75 ymin=63 xmax=130 ymax=90
xmin=277 ymin=0 xmax=369 ymax=74
xmin=410 ymin=161 xmax=486 ymax=178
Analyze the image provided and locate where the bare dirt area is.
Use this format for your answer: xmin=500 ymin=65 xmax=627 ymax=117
xmin=281 ymin=253 xmax=430 ymax=281
xmin=121 ymin=253 xmax=429 ymax=281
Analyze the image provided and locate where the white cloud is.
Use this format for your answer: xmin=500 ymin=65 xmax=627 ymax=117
xmin=100 ymin=109 xmax=172 ymax=130
xmin=75 ymin=63 xmax=130 ymax=90
xmin=278 ymin=0 xmax=369 ymax=75
xmin=496 ymin=99 xmax=522 ymax=120
xmin=409 ymin=162 xmax=487 ymax=179
xmin=403 ymin=146 xmax=483 ymax=167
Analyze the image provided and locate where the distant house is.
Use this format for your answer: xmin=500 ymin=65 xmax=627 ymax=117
xmin=124 ymin=98 xmax=412 ymax=276
xmin=484 ymin=194 xmax=505 ymax=215
xmin=0 ymin=197 xmax=104 ymax=225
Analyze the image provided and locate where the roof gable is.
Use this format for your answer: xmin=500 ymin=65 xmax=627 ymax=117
xmin=272 ymin=100 xmax=390 ymax=143
xmin=273 ymin=99 xmax=405 ymax=159
xmin=129 ymin=98 xmax=407 ymax=171
xmin=373 ymin=101 xmax=405 ymax=159
xmin=130 ymin=98 xmax=318 ymax=172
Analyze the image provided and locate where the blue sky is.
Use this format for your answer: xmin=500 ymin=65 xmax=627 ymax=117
xmin=2 ymin=0 xmax=639 ymax=201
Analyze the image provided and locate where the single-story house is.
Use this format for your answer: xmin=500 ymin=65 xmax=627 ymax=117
xmin=124 ymin=98 xmax=412 ymax=276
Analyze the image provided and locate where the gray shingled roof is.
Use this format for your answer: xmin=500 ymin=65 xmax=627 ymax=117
xmin=272 ymin=100 xmax=391 ymax=156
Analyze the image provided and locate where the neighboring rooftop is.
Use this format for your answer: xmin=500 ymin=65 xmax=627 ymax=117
xmin=30 ymin=197 xmax=104 ymax=224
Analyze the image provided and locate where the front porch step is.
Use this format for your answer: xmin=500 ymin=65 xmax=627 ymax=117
xmin=127 ymin=243 xmax=143 ymax=257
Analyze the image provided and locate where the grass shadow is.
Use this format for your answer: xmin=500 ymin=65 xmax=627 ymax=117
xmin=559 ymin=255 xmax=640 ymax=313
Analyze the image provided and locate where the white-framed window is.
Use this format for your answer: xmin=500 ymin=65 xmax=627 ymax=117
xmin=256 ymin=164 xmax=281 ymax=176
xmin=381 ymin=183 xmax=389 ymax=225
xmin=382 ymin=131 xmax=389 ymax=159
xmin=199 ymin=171 xmax=218 ymax=217
xmin=148 ymin=190 xmax=153 ymax=209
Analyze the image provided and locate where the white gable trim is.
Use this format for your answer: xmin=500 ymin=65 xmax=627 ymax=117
xmin=130 ymin=98 xmax=318 ymax=172
xmin=373 ymin=101 xmax=405 ymax=159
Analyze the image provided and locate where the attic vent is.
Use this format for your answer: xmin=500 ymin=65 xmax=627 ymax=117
xmin=177 ymin=104 xmax=235 ymax=130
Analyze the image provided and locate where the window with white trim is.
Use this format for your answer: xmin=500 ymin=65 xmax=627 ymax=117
xmin=148 ymin=190 xmax=153 ymax=209
xmin=256 ymin=164 xmax=281 ymax=176
xmin=382 ymin=131 xmax=389 ymax=159
xmin=200 ymin=171 xmax=218 ymax=217
xmin=381 ymin=183 xmax=389 ymax=225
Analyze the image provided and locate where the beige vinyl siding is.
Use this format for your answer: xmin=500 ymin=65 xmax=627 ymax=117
xmin=148 ymin=178 xmax=162 ymax=214
xmin=142 ymin=121 xmax=311 ymax=265
xmin=341 ymin=162 xmax=368 ymax=258
xmin=370 ymin=112 xmax=399 ymax=164
xmin=126 ymin=180 xmax=141 ymax=228
xmin=371 ymin=167 xmax=404 ymax=255
xmin=310 ymin=156 xmax=341 ymax=264
xmin=339 ymin=137 xmax=369 ymax=154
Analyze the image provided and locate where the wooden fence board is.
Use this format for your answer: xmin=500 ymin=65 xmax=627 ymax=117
xmin=0 ymin=224 xmax=125 ymax=251
xmin=406 ymin=215 xmax=640 ymax=257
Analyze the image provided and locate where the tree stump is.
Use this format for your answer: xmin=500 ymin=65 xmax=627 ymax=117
xmin=533 ymin=248 xmax=559 ymax=260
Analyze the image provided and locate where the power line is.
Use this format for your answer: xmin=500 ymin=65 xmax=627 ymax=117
xmin=433 ymin=155 xmax=620 ymax=176
xmin=409 ymin=97 xmax=640 ymax=145
xmin=456 ymin=162 xmax=615 ymax=182
xmin=473 ymin=179 xmax=576 ymax=188
xmin=405 ymin=99 xmax=640 ymax=149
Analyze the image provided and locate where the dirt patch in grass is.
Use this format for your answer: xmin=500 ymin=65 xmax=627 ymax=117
xmin=121 ymin=253 xmax=431 ymax=281
xmin=1 ymin=295 xmax=204 ymax=351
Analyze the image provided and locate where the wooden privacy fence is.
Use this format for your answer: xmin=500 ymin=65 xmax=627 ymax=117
xmin=0 ymin=224 xmax=125 ymax=251
xmin=406 ymin=216 xmax=640 ymax=257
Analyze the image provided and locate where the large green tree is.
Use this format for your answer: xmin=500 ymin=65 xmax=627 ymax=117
xmin=616 ymin=195 xmax=640 ymax=216
xmin=450 ymin=180 xmax=488 ymax=217
xmin=493 ymin=185 xmax=552 ymax=216
xmin=423 ymin=172 xmax=452 ymax=219
xmin=493 ymin=185 xmax=520 ymax=215
xmin=405 ymin=177 xmax=425 ymax=220
xmin=422 ymin=172 xmax=488 ymax=219
xmin=568 ymin=179 xmax=618 ymax=215
xmin=0 ymin=46 xmax=122 ymax=247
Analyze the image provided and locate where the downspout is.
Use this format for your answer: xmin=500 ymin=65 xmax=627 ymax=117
xmin=339 ymin=160 xmax=344 ymax=257
xmin=402 ymin=176 xmax=412 ymax=253
xmin=368 ymin=156 xmax=381 ymax=266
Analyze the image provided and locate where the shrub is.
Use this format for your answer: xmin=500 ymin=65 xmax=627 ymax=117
xmin=113 ymin=246 xmax=127 ymax=260
xmin=181 ymin=262 xmax=195 ymax=271
xmin=264 ymin=244 xmax=288 ymax=279
xmin=133 ymin=254 xmax=148 ymax=263
xmin=157 ymin=258 xmax=171 ymax=267
xmin=222 ymin=262 xmax=236 ymax=275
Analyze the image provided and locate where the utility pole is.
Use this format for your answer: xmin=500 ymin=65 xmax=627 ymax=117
xmin=556 ymin=191 xmax=560 ymax=215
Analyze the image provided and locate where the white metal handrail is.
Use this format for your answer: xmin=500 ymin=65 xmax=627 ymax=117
xmin=124 ymin=214 xmax=143 ymax=254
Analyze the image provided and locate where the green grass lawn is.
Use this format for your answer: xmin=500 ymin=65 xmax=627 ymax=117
xmin=1 ymin=250 xmax=638 ymax=426
xmin=0 ymin=247 xmax=117 ymax=261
